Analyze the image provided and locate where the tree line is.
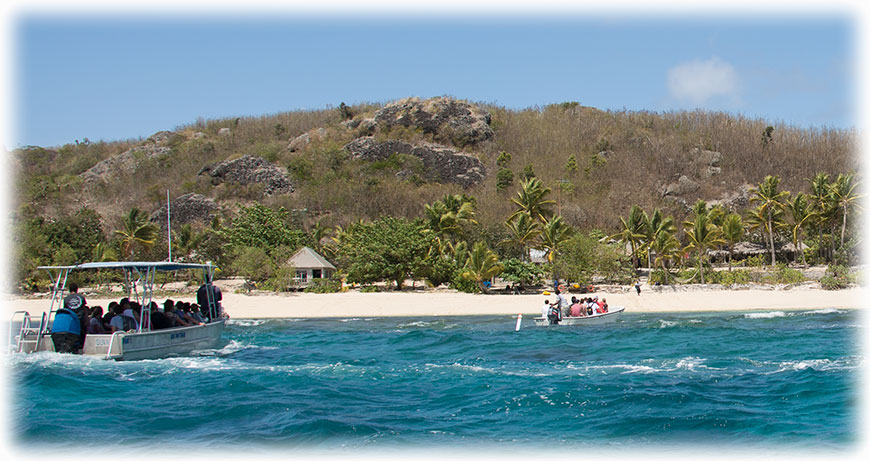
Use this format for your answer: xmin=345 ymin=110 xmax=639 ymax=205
xmin=12 ymin=170 xmax=860 ymax=294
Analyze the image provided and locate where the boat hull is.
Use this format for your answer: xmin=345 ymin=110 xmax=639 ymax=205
xmin=534 ymin=307 xmax=625 ymax=326
xmin=23 ymin=320 xmax=226 ymax=360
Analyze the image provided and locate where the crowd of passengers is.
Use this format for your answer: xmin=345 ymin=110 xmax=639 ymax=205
xmin=85 ymin=298 xmax=212 ymax=334
xmin=543 ymin=285 xmax=609 ymax=324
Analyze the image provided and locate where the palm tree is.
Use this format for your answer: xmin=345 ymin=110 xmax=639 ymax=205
xmin=538 ymin=215 xmax=574 ymax=264
xmin=749 ymin=175 xmax=790 ymax=266
xmin=172 ymin=223 xmax=204 ymax=262
xmin=609 ymin=205 xmax=646 ymax=269
xmin=642 ymin=208 xmax=676 ymax=269
xmin=114 ymin=208 xmax=159 ymax=260
xmin=509 ymin=177 xmax=555 ymax=223
xmin=683 ymin=212 xmax=724 ymax=284
xmin=460 ymin=241 xmax=503 ymax=293
xmin=719 ymin=213 xmax=744 ymax=271
xmin=785 ymin=193 xmax=813 ymax=267
xmin=424 ymin=194 xmax=477 ymax=243
xmin=502 ymin=212 xmax=541 ymax=261
xmin=828 ymin=173 xmax=861 ymax=253
xmin=651 ymin=230 xmax=681 ymax=284
xmin=808 ymin=172 xmax=835 ymax=262
xmin=309 ymin=220 xmax=333 ymax=254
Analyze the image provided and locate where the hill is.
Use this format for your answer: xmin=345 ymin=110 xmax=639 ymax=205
xmin=13 ymin=96 xmax=857 ymax=232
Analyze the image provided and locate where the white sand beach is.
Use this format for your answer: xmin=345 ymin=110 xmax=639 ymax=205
xmin=7 ymin=285 xmax=867 ymax=320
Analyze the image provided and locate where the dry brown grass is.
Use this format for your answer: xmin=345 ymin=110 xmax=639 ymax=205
xmin=14 ymin=100 xmax=857 ymax=236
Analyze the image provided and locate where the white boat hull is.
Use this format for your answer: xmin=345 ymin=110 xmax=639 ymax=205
xmin=534 ymin=307 xmax=625 ymax=326
xmin=19 ymin=320 xmax=226 ymax=360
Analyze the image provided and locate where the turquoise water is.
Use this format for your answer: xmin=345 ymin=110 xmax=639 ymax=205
xmin=8 ymin=309 xmax=862 ymax=454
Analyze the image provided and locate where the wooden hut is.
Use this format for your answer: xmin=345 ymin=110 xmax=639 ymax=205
xmin=289 ymin=246 xmax=336 ymax=288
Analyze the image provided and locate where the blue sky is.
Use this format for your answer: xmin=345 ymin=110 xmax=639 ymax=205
xmin=8 ymin=6 xmax=863 ymax=147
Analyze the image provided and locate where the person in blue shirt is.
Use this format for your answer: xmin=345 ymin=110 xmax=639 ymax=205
xmin=51 ymin=308 xmax=82 ymax=353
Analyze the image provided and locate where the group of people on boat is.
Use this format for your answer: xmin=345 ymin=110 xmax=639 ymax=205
xmin=542 ymin=285 xmax=609 ymax=325
xmin=49 ymin=282 xmax=225 ymax=354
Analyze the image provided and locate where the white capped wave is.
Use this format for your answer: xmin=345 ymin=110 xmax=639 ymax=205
xmin=227 ymin=319 xmax=268 ymax=327
xmin=744 ymin=311 xmax=787 ymax=319
xmin=657 ymin=320 xmax=678 ymax=328
xmin=801 ymin=308 xmax=845 ymax=315
xmin=770 ymin=357 xmax=861 ymax=374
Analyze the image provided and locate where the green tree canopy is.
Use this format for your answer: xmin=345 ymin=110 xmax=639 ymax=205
xmin=337 ymin=216 xmax=433 ymax=289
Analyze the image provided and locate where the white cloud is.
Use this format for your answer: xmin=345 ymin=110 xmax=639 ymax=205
xmin=667 ymin=57 xmax=739 ymax=106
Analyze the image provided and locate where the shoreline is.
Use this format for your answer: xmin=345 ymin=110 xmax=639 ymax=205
xmin=5 ymin=286 xmax=866 ymax=319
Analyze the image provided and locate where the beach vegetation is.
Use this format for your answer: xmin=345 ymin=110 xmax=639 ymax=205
xmin=499 ymin=258 xmax=545 ymax=289
xmin=705 ymin=269 xmax=754 ymax=286
xmin=304 ymin=278 xmax=342 ymax=293
xmin=610 ymin=205 xmax=646 ymax=269
xmin=551 ymin=232 xmax=632 ymax=284
xmin=719 ymin=213 xmax=744 ymax=271
xmin=336 ymin=216 xmax=433 ymax=290
xmin=749 ymin=175 xmax=790 ymax=266
xmin=502 ymin=212 xmax=542 ymax=261
xmin=509 ymin=177 xmax=555 ymax=223
xmin=819 ymin=265 xmax=854 ymax=290
xmin=114 ymin=208 xmax=159 ymax=260
xmin=682 ymin=210 xmax=724 ymax=284
xmin=459 ymin=241 xmax=503 ymax=293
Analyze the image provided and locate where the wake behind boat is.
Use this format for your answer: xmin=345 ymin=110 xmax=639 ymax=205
xmin=9 ymin=261 xmax=226 ymax=360
xmin=533 ymin=306 xmax=626 ymax=326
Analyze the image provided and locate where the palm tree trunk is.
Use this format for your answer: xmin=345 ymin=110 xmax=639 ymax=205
xmin=840 ymin=206 xmax=848 ymax=251
xmin=767 ymin=220 xmax=776 ymax=266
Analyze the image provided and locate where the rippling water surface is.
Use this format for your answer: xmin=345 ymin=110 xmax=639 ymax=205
xmin=8 ymin=309 xmax=862 ymax=454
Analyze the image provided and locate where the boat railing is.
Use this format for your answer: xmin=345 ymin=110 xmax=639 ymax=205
xmin=105 ymin=331 xmax=125 ymax=360
xmin=8 ymin=310 xmax=44 ymax=353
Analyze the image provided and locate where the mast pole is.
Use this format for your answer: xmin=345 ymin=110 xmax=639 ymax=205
xmin=167 ymin=190 xmax=172 ymax=262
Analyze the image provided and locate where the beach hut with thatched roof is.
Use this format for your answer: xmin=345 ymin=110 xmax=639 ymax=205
xmin=289 ymin=246 xmax=336 ymax=288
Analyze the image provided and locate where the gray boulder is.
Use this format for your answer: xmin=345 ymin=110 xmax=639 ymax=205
xmin=367 ymin=97 xmax=493 ymax=147
xmin=661 ymin=175 xmax=700 ymax=197
xmin=344 ymin=137 xmax=486 ymax=188
xmin=80 ymin=145 xmax=172 ymax=184
xmin=198 ymin=155 xmax=293 ymax=195
xmin=150 ymin=193 xmax=219 ymax=228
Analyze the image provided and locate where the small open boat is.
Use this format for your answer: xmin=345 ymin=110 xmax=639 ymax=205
xmin=9 ymin=261 xmax=226 ymax=360
xmin=534 ymin=306 xmax=626 ymax=326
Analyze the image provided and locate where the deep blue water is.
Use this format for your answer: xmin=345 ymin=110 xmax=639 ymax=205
xmin=7 ymin=309 xmax=863 ymax=455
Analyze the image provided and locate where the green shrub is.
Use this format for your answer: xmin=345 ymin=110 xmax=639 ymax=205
xmin=449 ymin=274 xmax=479 ymax=293
xmin=820 ymin=265 xmax=854 ymax=290
xmin=772 ymin=264 xmax=805 ymax=284
xmin=707 ymin=269 xmax=753 ymax=286
xmin=743 ymin=254 xmax=766 ymax=267
xmin=496 ymin=168 xmax=514 ymax=192
xmin=360 ymin=285 xmax=379 ymax=293
xmin=305 ymin=278 xmax=342 ymax=293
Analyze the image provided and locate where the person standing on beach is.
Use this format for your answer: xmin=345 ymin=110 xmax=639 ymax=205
xmin=635 ymin=281 xmax=641 ymax=296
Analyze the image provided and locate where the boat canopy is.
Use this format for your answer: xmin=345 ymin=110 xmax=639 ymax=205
xmin=38 ymin=261 xmax=216 ymax=272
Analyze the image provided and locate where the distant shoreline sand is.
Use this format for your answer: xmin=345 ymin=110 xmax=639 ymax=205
xmin=7 ymin=285 xmax=866 ymax=319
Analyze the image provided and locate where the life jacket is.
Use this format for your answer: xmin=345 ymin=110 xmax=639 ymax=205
xmin=52 ymin=308 xmax=81 ymax=335
xmin=595 ymin=301 xmax=605 ymax=314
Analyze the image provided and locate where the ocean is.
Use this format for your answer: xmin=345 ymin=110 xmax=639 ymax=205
xmin=7 ymin=309 xmax=863 ymax=456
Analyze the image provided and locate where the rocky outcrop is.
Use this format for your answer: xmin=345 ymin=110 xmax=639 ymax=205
xmin=691 ymin=148 xmax=723 ymax=179
xmin=198 ymin=155 xmax=293 ymax=195
xmin=344 ymin=137 xmax=486 ymax=188
xmin=80 ymin=145 xmax=172 ymax=184
xmin=150 ymin=193 xmax=219 ymax=228
xmin=661 ymin=174 xmax=700 ymax=197
xmin=355 ymin=97 xmax=493 ymax=147
xmin=288 ymin=128 xmax=327 ymax=152
xmin=708 ymin=183 xmax=753 ymax=211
